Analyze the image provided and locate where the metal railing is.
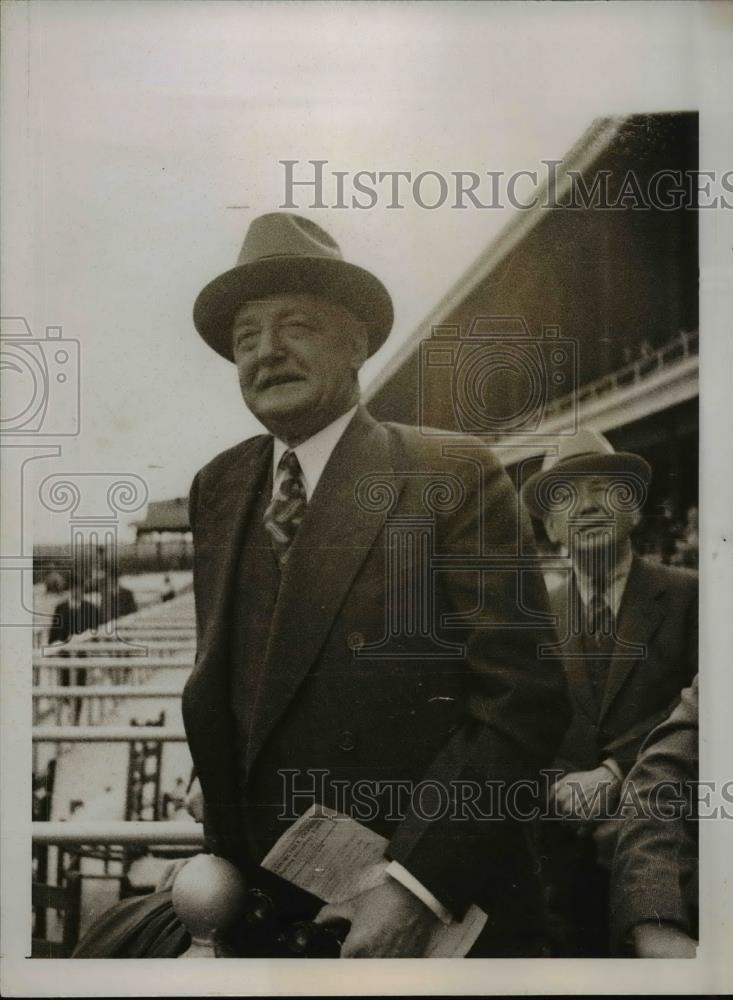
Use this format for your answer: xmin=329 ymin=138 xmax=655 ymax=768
xmin=33 ymin=686 xmax=184 ymax=699
xmin=33 ymin=726 xmax=187 ymax=743
xmin=544 ymin=329 xmax=699 ymax=420
xmin=63 ymin=638 xmax=195 ymax=650
xmin=33 ymin=821 xmax=204 ymax=847
xmin=32 ymin=592 xmax=199 ymax=957
xmin=33 ymin=655 xmax=194 ymax=670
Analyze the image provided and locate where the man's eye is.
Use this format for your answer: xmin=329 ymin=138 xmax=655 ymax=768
xmin=281 ymin=318 xmax=315 ymax=332
xmin=234 ymin=329 xmax=258 ymax=348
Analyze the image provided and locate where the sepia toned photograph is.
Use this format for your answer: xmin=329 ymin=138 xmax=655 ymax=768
xmin=1 ymin=1 xmax=732 ymax=996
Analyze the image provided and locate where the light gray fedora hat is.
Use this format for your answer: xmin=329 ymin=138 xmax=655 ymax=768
xmin=521 ymin=428 xmax=652 ymax=518
xmin=193 ymin=212 xmax=394 ymax=362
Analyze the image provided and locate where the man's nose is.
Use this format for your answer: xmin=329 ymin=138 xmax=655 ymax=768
xmin=256 ymin=323 xmax=284 ymax=361
xmin=577 ymin=496 xmax=610 ymax=519
xmin=578 ymin=502 xmax=601 ymax=517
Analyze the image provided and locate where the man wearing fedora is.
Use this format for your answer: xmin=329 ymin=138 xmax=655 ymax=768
xmin=180 ymin=212 xmax=570 ymax=957
xmin=521 ymin=430 xmax=698 ymax=955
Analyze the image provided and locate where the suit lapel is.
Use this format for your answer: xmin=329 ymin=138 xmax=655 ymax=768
xmin=599 ymin=556 xmax=666 ymax=720
xmin=245 ymin=408 xmax=400 ymax=774
xmin=183 ymin=435 xmax=272 ymax=860
xmin=192 ymin=436 xmax=273 ymax=667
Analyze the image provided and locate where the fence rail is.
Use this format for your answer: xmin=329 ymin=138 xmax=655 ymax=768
xmin=543 ymin=328 xmax=699 ymax=420
xmin=33 ymin=726 xmax=187 ymax=742
xmin=33 ymin=656 xmax=195 ymax=670
xmin=33 ymin=686 xmax=184 ymax=699
xmin=32 ymin=821 xmax=204 ymax=846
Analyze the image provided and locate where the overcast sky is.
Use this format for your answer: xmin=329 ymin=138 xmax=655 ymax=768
xmin=3 ymin=0 xmax=707 ymax=542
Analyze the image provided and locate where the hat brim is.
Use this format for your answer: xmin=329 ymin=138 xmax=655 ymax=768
xmin=521 ymin=451 xmax=652 ymax=518
xmin=193 ymin=255 xmax=394 ymax=362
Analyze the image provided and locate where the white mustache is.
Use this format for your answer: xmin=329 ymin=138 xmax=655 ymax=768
xmin=255 ymin=372 xmax=305 ymax=390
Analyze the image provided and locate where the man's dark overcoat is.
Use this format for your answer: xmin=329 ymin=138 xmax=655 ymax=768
xmin=183 ymin=406 xmax=570 ymax=942
xmin=549 ymin=556 xmax=698 ymax=778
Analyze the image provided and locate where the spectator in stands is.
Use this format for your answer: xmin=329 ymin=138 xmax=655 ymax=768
xmin=160 ymin=575 xmax=175 ymax=603
xmin=98 ymin=568 xmax=138 ymax=624
xmin=521 ymin=428 xmax=698 ymax=956
xmin=610 ymin=677 xmax=698 ymax=957
xmin=44 ymin=569 xmax=67 ymax=595
xmin=48 ymin=575 xmax=101 ymax=646
xmin=671 ymin=505 xmax=699 ymax=569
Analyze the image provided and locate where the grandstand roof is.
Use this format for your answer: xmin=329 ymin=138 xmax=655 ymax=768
xmin=365 ymin=111 xmax=698 ymax=446
xmin=133 ymin=498 xmax=190 ymax=535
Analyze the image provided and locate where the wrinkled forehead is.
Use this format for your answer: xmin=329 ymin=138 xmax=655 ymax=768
xmin=233 ymin=293 xmax=356 ymax=325
xmin=574 ymin=473 xmax=624 ymax=490
xmin=543 ymin=473 xmax=635 ymax=522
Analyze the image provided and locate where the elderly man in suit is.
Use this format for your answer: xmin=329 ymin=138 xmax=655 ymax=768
xmin=180 ymin=212 xmax=569 ymax=957
xmin=521 ymin=431 xmax=698 ymax=955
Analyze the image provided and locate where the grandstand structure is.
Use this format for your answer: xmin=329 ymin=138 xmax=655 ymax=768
xmin=366 ymin=111 xmax=699 ymax=543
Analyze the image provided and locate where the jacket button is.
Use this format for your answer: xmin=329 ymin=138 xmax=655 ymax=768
xmin=347 ymin=632 xmax=365 ymax=651
xmin=338 ymin=730 xmax=357 ymax=752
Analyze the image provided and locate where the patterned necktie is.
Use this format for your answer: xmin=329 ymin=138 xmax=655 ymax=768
xmin=587 ymin=586 xmax=613 ymax=646
xmin=586 ymin=584 xmax=613 ymax=706
xmin=263 ymin=450 xmax=307 ymax=568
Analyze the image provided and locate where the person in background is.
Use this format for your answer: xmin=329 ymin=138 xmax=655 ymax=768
xmin=48 ymin=575 xmax=100 ymax=647
xmin=160 ymin=575 xmax=175 ymax=602
xmin=98 ymin=568 xmax=138 ymax=625
xmin=521 ymin=429 xmax=698 ymax=956
xmin=671 ymin=505 xmax=699 ymax=569
xmin=610 ymin=677 xmax=698 ymax=957
xmin=44 ymin=569 xmax=67 ymax=595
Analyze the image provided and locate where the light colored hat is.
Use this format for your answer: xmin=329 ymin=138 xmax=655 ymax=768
xmin=193 ymin=212 xmax=394 ymax=362
xmin=520 ymin=428 xmax=652 ymax=518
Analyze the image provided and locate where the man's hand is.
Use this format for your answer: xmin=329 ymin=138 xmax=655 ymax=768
xmin=632 ymin=921 xmax=697 ymax=958
xmin=551 ymin=765 xmax=621 ymax=820
xmin=313 ymin=878 xmax=441 ymax=957
xmin=185 ymin=779 xmax=205 ymax=823
xmin=155 ymin=856 xmax=191 ymax=892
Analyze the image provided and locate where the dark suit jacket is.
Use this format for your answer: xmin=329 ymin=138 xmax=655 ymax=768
xmin=610 ymin=676 xmax=698 ymax=949
xmin=48 ymin=598 xmax=101 ymax=645
xmin=550 ymin=556 xmax=697 ymax=777
xmin=100 ymin=585 xmax=137 ymax=624
xmin=183 ymin=406 xmax=570 ymax=922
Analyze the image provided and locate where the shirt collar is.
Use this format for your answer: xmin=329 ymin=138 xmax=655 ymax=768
xmin=272 ymin=405 xmax=359 ymax=501
xmin=573 ymin=545 xmax=634 ymax=617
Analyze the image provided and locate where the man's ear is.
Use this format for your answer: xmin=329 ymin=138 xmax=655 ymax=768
xmin=348 ymin=320 xmax=370 ymax=373
xmin=544 ymin=512 xmax=561 ymax=546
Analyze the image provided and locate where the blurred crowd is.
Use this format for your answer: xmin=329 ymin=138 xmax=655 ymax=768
xmin=635 ymin=503 xmax=698 ymax=569
xmin=40 ymin=560 xmax=179 ymax=648
xmin=44 ymin=566 xmax=138 ymax=646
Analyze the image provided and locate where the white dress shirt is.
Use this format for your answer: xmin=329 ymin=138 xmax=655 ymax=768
xmin=271 ymin=405 xmax=358 ymax=500
xmin=270 ymin=404 xmax=452 ymax=924
xmin=573 ymin=543 xmax=634 ymax=619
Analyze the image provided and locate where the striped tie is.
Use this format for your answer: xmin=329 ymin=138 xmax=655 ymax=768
xmin=586 ymin=585 xmax=613 ymax=706
xmin=263 ymin=450 xmax=306 ymax=568
xmin=587 ymin=587 xmax=613 ymax=646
